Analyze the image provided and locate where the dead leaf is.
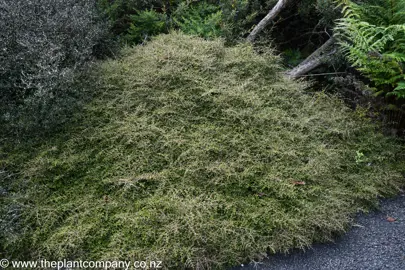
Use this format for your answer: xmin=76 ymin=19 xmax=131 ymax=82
xmin=387 ymin=216 xmax=396 ymax=222
xmin=292 ymin=181 xmax=305 ymax=186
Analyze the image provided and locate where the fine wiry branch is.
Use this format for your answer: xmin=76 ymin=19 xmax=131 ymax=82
xmin=247 ymin=0 xmax=294 ymax=42
xmin=286 ymin=37 xmax=336 ymax=79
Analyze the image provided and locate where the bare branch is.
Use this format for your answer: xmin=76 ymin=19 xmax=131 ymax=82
xmin=286 ymin=37 xmax=336 ymax=79
xmin=247 ymin=0 xmax=294 ymax=42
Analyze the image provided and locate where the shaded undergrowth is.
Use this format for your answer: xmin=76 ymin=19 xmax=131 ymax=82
xmin=1 ymin=32 xmax=404 ymax=269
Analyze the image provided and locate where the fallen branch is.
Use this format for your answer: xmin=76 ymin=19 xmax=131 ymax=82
xmin=286 ymin=37 xmax=336 ymax=79
xmin=296 ymin=72 xmax=346 ymax=77
xmin=247 ymin=0 xmax=293 ymax=42
xmin=247 ymin=1 xmax=336 ymax=79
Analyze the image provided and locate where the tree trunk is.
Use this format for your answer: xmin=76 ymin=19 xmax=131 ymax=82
xmin=286 ymin=37 xmax=336 ymax=79
xmin=247 ymin=0 xmax=292 ymax=42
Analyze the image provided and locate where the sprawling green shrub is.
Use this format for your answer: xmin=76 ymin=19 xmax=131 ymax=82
xmin=336 ymin=0 xmax=405 ymax=98
xmin=0 ymin=0 xmax=108 ymax=133
xmin=2 ymin=32 xmax=404 ymax=269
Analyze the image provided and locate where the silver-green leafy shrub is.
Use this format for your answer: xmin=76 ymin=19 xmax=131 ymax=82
xmin=0 ymin=0 xmax=107 ymax=133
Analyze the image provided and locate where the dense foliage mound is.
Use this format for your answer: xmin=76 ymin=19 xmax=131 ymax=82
xmin=1 ymin=33 xmax=404 ymax=269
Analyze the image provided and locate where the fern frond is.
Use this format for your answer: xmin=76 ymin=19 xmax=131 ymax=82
xmin=335 ymin=0 xmax=405 ymax=98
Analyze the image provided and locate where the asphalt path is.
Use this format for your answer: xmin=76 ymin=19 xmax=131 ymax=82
xmin=233 ymin=193 xmax=405 ymax=270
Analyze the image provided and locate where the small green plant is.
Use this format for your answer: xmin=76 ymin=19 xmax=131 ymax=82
xmin=97 ymin=0 xmax=171 ymax=41
xmin=335 ymin=0 xmax=405 ymax=98
xmin=125 ymin=10 xmax=168 ymax=44
xmin=283 ymin=48 xmax=303 ymax=67
xmin=355 ymin=150 xmax=367 ymax=164
xmin=173 ymin=2 xmax=223 ymax=39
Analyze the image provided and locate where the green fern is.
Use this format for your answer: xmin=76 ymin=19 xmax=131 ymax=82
xmin=335 ymin=0 xmax=405 ymax=98
xmin=124 ymin=9 xmax=168 ymax=44
xmin=172 ymin=2 xmax=223 ymax=39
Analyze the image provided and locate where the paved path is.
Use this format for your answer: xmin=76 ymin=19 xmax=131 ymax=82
xmin=233 ymin=193 xmax=405 ymax=270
